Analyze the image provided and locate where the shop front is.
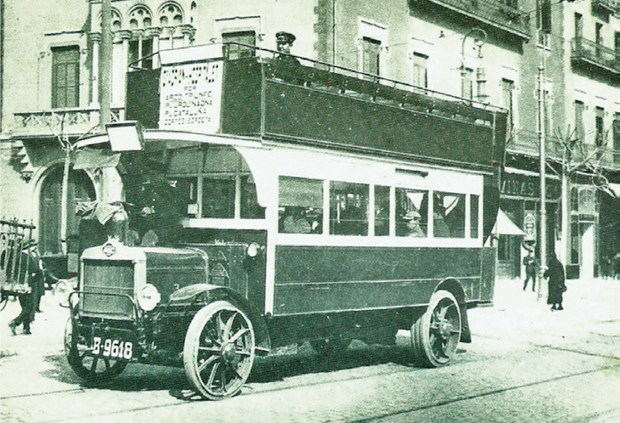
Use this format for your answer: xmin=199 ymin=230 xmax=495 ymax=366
xmin=496 ymin=170 xmax=560 ymax=279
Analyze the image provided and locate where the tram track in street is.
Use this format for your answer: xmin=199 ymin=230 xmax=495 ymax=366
xmin=32 ymin=344 xmax=620 ymax=423
xmin=355 ymin=363 xmax=620 ymax=423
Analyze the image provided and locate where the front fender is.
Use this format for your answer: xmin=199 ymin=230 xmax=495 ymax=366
xmin=167 ymin=283 xmax=271 ymax=354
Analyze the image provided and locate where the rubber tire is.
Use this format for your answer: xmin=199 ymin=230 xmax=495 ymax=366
xmin=411 ymin=290 xmax=461 ymax=368
xmin=64 ymin=317 xmax=127 ymax=383
xmin=183 ymin=301 xmax=255 ymax=400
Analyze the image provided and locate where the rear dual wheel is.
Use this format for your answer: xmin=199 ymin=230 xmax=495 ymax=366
xmin=183 ymin=301 xmax=255 ymax=400
xmin=64 ymin=317 xmax=127 ymax=383
xmin=411 ymin=290 xmax=462 ymax=367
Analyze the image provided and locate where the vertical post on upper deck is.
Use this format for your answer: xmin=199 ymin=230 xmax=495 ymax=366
xmin=537 ymin=64 xmax=547 ymax=301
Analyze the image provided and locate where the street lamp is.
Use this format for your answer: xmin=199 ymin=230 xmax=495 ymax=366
xmin=460 ymin=27 xmax=487 ymax=100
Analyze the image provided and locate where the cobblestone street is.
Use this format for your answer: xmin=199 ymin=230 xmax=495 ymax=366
xmin=1 ymin=278 xmax=618 ymax=423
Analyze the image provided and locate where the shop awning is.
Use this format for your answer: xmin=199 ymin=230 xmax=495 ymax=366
xmin=492 ymin=209 xmax=525 ymax=236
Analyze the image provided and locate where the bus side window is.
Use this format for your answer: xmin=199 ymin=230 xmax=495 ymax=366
xmin=434 ymin=192 xmax=466 ymax=238
xmin=240 ymin=175 xmax=265 ymax=219
xmin=202 ymin=175 xmax=235 ymax=218
xmin=329 ymin=181 xmax=369 ymax=236
xmin=278 ymin=176 xmax=324 ymax=234
xmin=470 ymin=194 xmax=479 ymax=238
xmin=395 ymin=188 xmax=428 ymax=237
xmin=169 ymin=177 xmax=198 ymax=218
xmin=374 ymin=185 xmax=390 ymax=236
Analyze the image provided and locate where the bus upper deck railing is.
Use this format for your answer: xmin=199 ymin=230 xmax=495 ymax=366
xmin=129 ymin=42 xmax=506 ymax=117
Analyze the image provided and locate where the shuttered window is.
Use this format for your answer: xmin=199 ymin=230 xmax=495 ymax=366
xmin=52 ymin=46 xmax=80 ymax=109
xmin=362 ymin=37 xmax=381 ymax=76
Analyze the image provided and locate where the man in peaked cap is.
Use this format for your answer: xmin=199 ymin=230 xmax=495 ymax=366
xmin=274 ymin=31 xmax=300 ymax=67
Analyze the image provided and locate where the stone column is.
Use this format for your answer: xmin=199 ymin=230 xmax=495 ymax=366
xmin=179 ymin=24 xmax=196 ymax=46
xmin=117 ymin=30 xmax=132 ymax=111
xmin=146 ymin=27 xmax=162 ymax=68
xmin=89 ymin=32 xmax=101 ymax=107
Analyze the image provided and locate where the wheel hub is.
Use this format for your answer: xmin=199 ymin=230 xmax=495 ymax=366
xmin=221 ymin=342 xmax=237 ymax=363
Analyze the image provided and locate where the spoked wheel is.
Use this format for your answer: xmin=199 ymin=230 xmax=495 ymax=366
xmin=411 ymin=290 xmax=462 ymax=368
xmin=183 ymin=301 xmax=255 ymax=400
xmin=310 ymin=336 xmax=351 ymax=355
xmin=64 ymin=317 xmax=127 ymax=383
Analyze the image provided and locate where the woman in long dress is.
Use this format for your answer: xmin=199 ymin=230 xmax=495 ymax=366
xmin=544 ymin=254 xmax=566 ymax=311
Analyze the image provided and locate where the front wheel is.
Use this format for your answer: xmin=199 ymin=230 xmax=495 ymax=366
xmin=411 ymin=290 xmax=462 ymax=368
xmin=183 ymin=301 xmax=255 ymax=400
xmin=64 ymin=317 xmax=127 ymax=383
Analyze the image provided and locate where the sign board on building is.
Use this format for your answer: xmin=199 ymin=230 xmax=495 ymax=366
xmin=159 ymin=61 xmax=224 ymax=133
xmin=523 ymin=210 xmax=537 ymax=241
xmin=500 ymin=172 xmax=560 ymax=200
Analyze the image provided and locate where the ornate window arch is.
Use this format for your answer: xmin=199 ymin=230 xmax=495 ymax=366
xmin=159 ymin=1 xmax=184 ymax=26
xmin=128 ymin=5 xmax=153 ymax=29
xmin=97 ymin=8 xmax=123 ymax=30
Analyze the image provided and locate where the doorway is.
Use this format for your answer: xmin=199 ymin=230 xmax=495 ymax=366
xmin=39 ymin=166 xmax=96 ymax=256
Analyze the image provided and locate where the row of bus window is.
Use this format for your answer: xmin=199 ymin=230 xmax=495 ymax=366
xmin=279 ymin=176 xmax=480 ymax=238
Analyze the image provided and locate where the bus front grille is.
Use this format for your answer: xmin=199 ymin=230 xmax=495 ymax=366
xmin=81 ymin=259 xmax=135 ymax=318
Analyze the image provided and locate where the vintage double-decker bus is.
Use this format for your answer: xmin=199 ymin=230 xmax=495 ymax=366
xmin=57 ymin=43 xmax=506 ymax=400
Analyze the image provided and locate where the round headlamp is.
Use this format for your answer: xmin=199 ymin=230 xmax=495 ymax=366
xmin=137 ymin=284 xmax=161 ymax=311
xmin=246 ymin=242 xmax=261 ymax=258
xmin=54 ymin=279 xmax=75 ymax=307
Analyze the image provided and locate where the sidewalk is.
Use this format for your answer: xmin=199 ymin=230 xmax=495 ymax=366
xmin=469 ymin=277 xmax=620 ymax=358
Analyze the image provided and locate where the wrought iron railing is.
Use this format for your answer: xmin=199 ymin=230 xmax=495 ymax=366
xmin=423 ymin=0 xmax=530 ymax=37
xmin=13 ymin=107 xmax=125 ymax=136
xmin=572 ymin=37 xmax=619 ymax=74
xmin=592 ymin=0 xmax=619 ymax=14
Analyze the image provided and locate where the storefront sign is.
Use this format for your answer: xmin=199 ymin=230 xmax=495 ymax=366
xmin=523 ymin=210 xmax=537 ymax=241
xmin=500 ymin=173 xmax=560 ymax=200
xmin=159 ymin=61 xmax=224 ymax=133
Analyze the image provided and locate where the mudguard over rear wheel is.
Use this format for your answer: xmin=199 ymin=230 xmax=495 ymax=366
xmin=183 ymin=301 xmax=255 ymax=400
xmin=411 ymin=290 xmax=462 ymax=367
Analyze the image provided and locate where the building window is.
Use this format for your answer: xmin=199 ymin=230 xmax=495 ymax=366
xmin=537 ymin=83 xmax=552 ymax=135
xmin=278 ymin=176 xmax=323 ymax=234
xmin=222 ymin=31 xmax=256 ymax=59
xmin=595 ymin=107 xmax=605 ymax=146
xmin=330 ymin=182 xmax=369 ymax=236
xmin=536 ymin=0 xmax=552 ymax=46
xmin=395 ymin=188 xmax=428 ymax=237
xmin=412 ymin=53 xmax=428 ymax=89
xmin=574 ymin=13 xmax=583 ymax=39
xmin=51 ymin=46 xmax=80 ymax=109
xmin=361 ymin=37 xmax=381 ymax=76
xmin=462 ymin=68 xmax=474 ymax=100
xmin=574 ymin=100 xmax=585 ymax=142
xmin=501 ymin=79 xmax=515 ymax=132
xmin=433 ymin=192 xmax=466 ymax=238
xmin=129 ymin=37 xmax=153 ymax=70
xmin=374 ymin=185 xmax=390 ymax=236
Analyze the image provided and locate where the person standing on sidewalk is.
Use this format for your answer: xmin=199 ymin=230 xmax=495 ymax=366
xmin=522 ymin=251 xmax=537 ymax=291
xmin=544 ymin=253 xmax=566 ymax=311
xmin=8 ymin=241 xmax=43 ymax=335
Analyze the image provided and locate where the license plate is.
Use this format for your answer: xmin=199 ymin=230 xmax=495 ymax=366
xmin=91 ymin=336 xmax=133 ymax=360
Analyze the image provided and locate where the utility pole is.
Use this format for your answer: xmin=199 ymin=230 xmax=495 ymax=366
xmin=100 ymin=0 xmax=113 ymax=128
xmin=537 ymin=64 xmax=547 ymax=300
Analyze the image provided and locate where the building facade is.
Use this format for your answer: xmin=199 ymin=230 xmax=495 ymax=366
xmin=0 ymin=0 xmax=617 ymax=278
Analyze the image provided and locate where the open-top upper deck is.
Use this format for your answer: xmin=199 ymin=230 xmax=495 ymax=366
xmin=125 ymin=43 xmax=507 ymax=174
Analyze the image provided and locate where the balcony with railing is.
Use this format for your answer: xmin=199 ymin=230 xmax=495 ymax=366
xmin=592 ymin=0 xmax=619 ymax=15
xmin=12 ymin=107 xmax=125 ymax=138
xmin=508 ymin=129 xmax=619 ymax=170
xmin=572 ymin=37 xmax=620 ymax=75
xmin=420 ymin=0 xmax=530 ymax=39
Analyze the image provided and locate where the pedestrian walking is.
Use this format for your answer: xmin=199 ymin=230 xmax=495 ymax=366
xmin=522 ymin=251 xmax=537 ymax=291
xmin=8 ymin=240 xmax=44 ymax=335
xmin=544 ymin=253 xmax=566 ymax=311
